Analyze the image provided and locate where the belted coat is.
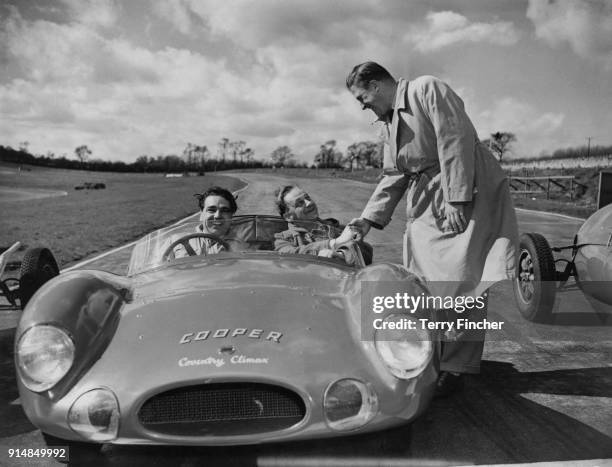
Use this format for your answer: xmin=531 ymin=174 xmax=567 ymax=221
xmin=361 ymin=76 xmax=518 ymax=297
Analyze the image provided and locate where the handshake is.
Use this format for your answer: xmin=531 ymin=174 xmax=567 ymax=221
xmin=317 ymin=218 xmax=370 ymax=259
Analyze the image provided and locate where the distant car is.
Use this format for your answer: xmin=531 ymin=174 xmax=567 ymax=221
xmin=513 ymin=204 xmax=612 ymax=322
xmin=13 ymin=215 xmax=437 ymax=453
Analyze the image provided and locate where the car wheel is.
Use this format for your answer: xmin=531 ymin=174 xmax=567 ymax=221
xmin=19 ymin=247 xmax=60 ymax=308
xmin=42 ymin=433 xmax=102 ymax=464
xmin=513 ymin=233 xmax=557 ymax=323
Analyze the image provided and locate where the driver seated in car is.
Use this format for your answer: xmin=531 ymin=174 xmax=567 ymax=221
xmin=273 ymin=185 xmax=373 ymax=264
xmin=172 ymin=186 xmax=247 ymax=258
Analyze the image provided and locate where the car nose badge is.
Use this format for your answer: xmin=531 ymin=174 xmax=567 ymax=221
xmin=219 ymin=345 xmax=236 ymax=355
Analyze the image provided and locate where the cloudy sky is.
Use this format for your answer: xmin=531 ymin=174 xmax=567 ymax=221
xmin=1 ymin=0 xmax=611 ymax=164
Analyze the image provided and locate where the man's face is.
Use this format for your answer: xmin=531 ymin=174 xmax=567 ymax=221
xmin=200 ymin=195 xmax=233 ymax=236
xmin=350 ymin=81 xmax=392 ymax=120
xmin=283 ymin=187 xmax=319 ymax=221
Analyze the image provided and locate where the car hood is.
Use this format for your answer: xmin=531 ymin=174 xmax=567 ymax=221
xmin=89 ymin=256 xmax=369 ymax=391
xmin=130 ymin=254 xmax=354 ymax=300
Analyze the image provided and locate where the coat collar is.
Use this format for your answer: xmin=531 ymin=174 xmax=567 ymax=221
xmin=388 ymin=78 xmax=410 ymax=165
xmin=394 ymin=78 xmax=410 ymax=113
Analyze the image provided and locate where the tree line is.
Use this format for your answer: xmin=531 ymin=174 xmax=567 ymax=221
xmin=271 ymin=140 xmax=384 ymax=170
xmin=0 ymin=139 xmax=270 ymax=173
xmin=5 ymin=131 xmax=603 ymax=173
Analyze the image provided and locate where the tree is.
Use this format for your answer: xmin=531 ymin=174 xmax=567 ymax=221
xmin=135 ymin=154 xmax=152 ymax=172
xmin=183 ymin=143 xmax=196 ymax=167
xmin=19 ymin=141 xmax=29 ymax=153
xmin=217 ymin=138 xmax=230 ymax=161
xmin=242 ymin=147 xmax=254 ymax=163
xmin=183 ymin=143 xmax=209 ymax=170
xmin=483 ymin=132 xmax=516 ymax=162
xmin=230 ymin=140 xmax=246 ymax=163
xmin=270 ymin=145 xmax=295 ymax=167
xmin=345 ymin=141 xmax=380 ymax=171
xmin=314 ymin=140 xmax=342 ymax=168
xmin=194 ymin=145 xmax=209 ymax=170
xmin=74 ymin=145 xmax=92 ymax=164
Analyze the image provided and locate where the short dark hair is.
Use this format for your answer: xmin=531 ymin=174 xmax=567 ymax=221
xmin=274 ymin=185 xmax=296 ymax=217
xmin=194 ymin=186 xmax=237 ymax=213
xmin=346 ymin=61 xmax=395 ymax=90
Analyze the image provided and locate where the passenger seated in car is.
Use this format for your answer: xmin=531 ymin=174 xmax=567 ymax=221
xmin=171 ymin=186 xmax=247 ymax=258
xmin=273 ymin=185 xmax=373 ymax=264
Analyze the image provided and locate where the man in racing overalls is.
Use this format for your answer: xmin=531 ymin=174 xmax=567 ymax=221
xmin=172 ymin=186 xmax=246 ymax=258
xmin=273 ymin=185 xmax=373 ymax=265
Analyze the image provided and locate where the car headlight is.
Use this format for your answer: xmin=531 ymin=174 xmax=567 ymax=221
xmin=68 ymin=388 xmax=120 ymax=441
xmin=16 ymin=325 xmax=75 ymax=392
xmin=323 ymin=379 xmax=378 ymax=431
xmin=374 ymin=314 xmax=433 ymax=379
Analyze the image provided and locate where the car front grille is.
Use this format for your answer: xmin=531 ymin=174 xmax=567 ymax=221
xmin=138 ymin=382 xmax=306 ymax=436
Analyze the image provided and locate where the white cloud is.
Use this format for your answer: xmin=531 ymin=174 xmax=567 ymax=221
xmin=2 ymin=1 xmax=605 ymax=165
xmin=0 ymin=6 xmax=365 ymax=163
xmin=475 ymin=97 xmax=565 ymax=157
xmin=408 ymin=11 xmax=520 ymax=52
xmin=152 ymin=0 xmax=196 ymax=36
xmin=527 ymin=0 xmax=612 ymax=64
xmin=187 ymin=0 xmax=380 ymax=49
xmin=59 ymin=0 xmax=119 ymax=29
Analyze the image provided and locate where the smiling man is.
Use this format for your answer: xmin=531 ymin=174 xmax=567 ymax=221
xmin=346 ymin=61 xmax=518 ymax=397
xmin=197 ymin=186 xmax=236 ymax=238
xmin=171 ymin=186 xmax=243 ymax=257
xmin=273 ymin=185 xmax=372 ymax=264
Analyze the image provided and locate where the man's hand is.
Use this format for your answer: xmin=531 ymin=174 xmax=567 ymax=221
xmin=445 ymin=201 xmax=470 ymax=234
xmin=319 ymin=247 xmax=350 ymax=264
xmin=347 ymin=218 xmax=371 ymax=242
xmin=331 ymin=225 xmax=357 ymax=248
xmin=318 ymin=248 xmax=334 ymax=258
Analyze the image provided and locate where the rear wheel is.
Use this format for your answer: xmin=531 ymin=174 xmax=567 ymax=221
xmin=19 ymin=247 xmax=59 ymax=308
xmin=513 ymin=233 xmax=557 ymax=323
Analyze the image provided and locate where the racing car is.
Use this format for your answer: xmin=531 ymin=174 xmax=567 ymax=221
xmin=513 ymin=203 xmax=612 ymax=323
xmin=13 ymin=215 xmax=437 ymax=452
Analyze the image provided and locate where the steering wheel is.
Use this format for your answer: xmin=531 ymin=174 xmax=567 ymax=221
xmin=162 ymin=233 xmax=230 ymax=261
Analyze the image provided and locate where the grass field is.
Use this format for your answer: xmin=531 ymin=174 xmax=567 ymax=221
xmin=1 ymin=162 xmax=599 ymax=272
xmin=1 ymin=163 xmax=245 ymax=267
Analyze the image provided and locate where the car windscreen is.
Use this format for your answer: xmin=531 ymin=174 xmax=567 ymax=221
xmin=127 ymin=216 xmax=353 ymax=276
xmin=127 ymin=221 xmax=201 ymax=275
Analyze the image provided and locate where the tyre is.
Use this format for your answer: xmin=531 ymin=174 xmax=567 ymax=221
xmin=19 ymin=247 xmax=60 ymax=308
xmin=513 ymin=233 xmax=557 ymax=323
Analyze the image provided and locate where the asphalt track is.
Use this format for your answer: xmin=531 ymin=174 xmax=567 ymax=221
xmin=1 ymin=172 xmax=611 ymax=466
xmin=0 ymin=187 xmax=67 ymax=203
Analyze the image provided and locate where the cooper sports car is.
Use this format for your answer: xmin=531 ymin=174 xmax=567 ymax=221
xmin=12 ymin=215 xmax=438 ymax=451
xmin=513 ymin=203 xmax=612 ymax=323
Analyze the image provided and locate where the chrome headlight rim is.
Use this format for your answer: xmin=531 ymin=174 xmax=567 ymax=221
xmin=16 ymin=323 xmax=75 ymax=392
xmin=68 ymin=387 xmax=120 ymax=442
xmin=323 ymin=378 xmax=378 ymax=431
xmin=374 ymin=313 xmax=434 ymax=380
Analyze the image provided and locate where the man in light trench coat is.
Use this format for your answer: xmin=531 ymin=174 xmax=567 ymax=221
xmin=346 ymin=62 xmax=518 ymax=397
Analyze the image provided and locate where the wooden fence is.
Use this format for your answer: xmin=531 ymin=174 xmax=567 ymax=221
xmin=508 ymin=175 xmax=587 ymax=200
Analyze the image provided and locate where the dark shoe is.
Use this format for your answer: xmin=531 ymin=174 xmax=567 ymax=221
xmin=434 ymin=371 xmax=464 ymax=398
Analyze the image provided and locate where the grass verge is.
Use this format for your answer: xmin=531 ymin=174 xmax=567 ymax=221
xmin=1 ymin=163 xmax=245 ymax=267
xmin=233 ymin=167 xmax=599 ymax=219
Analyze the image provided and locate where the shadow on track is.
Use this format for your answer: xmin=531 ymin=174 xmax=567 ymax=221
xmin=2 ymin=334 xmax=610 ymax=467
